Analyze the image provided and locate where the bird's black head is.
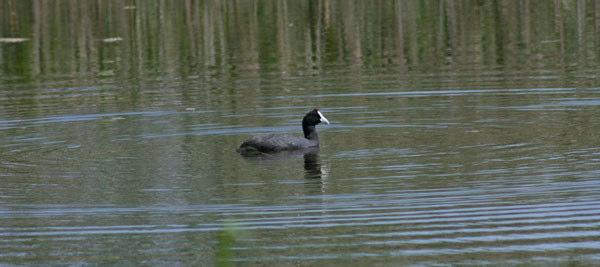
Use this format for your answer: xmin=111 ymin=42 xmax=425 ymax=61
xmin=303 ymin=108 xmax=330 ymax=127
xmin=302 ymin=109 xmax=329 ymax=140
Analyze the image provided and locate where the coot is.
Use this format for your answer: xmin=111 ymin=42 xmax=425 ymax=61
xmin=238 ymin=109 xmax=330 ymax=155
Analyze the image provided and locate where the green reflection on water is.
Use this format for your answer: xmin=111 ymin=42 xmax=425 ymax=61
xmin=0 ymin=1 xmax=599 ymax=84
xmin=216 ymin=224 xmax=236 ymax=267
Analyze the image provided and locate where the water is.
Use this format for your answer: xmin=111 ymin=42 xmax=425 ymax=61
xmin=2 ymin=1 xmax=600 ymax=266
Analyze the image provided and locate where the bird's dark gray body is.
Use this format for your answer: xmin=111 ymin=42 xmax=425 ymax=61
xmin=238 ymin=134 xmax=318 ymax=155
xmin=238 ymin=109 xmax=329 ymax=156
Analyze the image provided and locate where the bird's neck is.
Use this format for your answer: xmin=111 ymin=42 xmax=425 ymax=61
xmin=303 ymin=125 xmax=318 ymax=140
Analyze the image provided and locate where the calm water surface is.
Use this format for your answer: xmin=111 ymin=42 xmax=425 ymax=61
xmin=2 ymin=1 xmax=600 ymax=266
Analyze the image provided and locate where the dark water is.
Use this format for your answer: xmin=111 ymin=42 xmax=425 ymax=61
xmin=2 ymin=1 xmax=600 ymax=266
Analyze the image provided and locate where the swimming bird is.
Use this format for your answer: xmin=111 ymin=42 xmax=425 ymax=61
xmin=238 ymin=109 xmax=330 ymax=155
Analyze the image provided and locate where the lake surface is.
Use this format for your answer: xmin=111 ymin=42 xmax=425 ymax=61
xmin=2 ymin=1 xmax=600 ymax=266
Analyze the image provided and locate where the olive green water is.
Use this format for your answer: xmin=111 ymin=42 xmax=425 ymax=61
xmin=2 ymin=1 xmax=600 ymax=266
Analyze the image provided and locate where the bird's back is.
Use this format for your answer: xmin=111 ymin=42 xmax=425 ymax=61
xmin=238 ymin=134 xmax=318 ymax=155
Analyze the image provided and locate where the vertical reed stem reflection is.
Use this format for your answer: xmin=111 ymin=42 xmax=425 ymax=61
xmin=1 ymin=1 xmax=598 ymax=82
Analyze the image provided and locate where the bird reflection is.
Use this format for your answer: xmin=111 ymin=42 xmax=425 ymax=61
xmin=303 ymin=152 xmax=322 ymax=179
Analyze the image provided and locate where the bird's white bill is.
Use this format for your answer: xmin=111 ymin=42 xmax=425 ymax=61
xmin=317 ymin=110 xmax=330 ymax=124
